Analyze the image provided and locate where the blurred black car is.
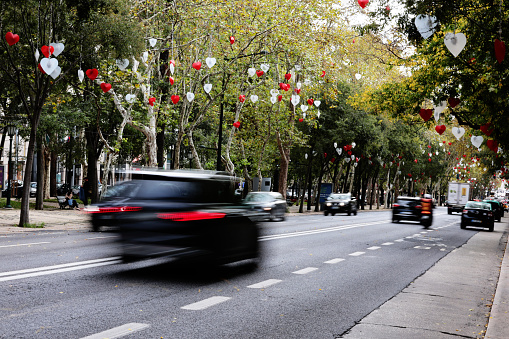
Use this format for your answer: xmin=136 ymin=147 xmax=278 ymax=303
xmin=243 ymin=191 xmax=286 ymax=221
xmin=461 ymin=201 xmax=494 ymax=231
xmin=84 ymin=170 xmax=260 ymax=266
xmin=323 ymin=193 xmax=357 ymax=216
xmin=392 ymin=197 xmax=423 ymax=223
xmin=483 ymin=199 xmax=504 ymax=222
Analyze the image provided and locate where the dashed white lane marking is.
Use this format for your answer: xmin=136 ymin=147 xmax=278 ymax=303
xmin=349 ymin=252 xmax=365 ymax=256
xmin=0 ymin=257 xmax=122 ymax=282
xmin=80 ymin=323 xmax=150 ymax=339
xmin=420 ymin=232 xmax=428 ymax=234
xmin=292 ymin=267 xmax=319 ymax=275
xmin=181 ymin=296 xmax=231 ymax=310
xmin=324 ymin=258 xmax=345 ymax=264
xmin=414 ymin=246 xmax=431 ymax=250
xmin=367 ymin=246 xmax=381 ymax=250
xmin=395 ymin=239 xmax=405 ymax=242
xmin=382 ymin=242 xmax=394 ymax=246
xmin=247 ymin=279 xmax=282 ymax=289
xmin=0 ymin=241 xmax=50 ymax=248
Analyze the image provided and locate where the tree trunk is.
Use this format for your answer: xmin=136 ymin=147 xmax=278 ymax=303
xmin=19 ymin=117 xmax=39 ymax=227
xmin=35 ymin=136 xmax=44 ymax=210
xmin=314 ymin=161 xmax=325 ymax=212
xmin=50 ymin=151 xmax=57 ymax=197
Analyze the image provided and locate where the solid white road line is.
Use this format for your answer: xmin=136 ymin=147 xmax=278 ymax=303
xmin=181 ymin=296 xmax=231 ymax=310
xmin=349 ymin=252 xmax=365 ymax=256
xmin=292 ymin=267 xmax=319 ymax=275
xmin=0 ymin=257 xmax=122 ymax=282
xmin=0 ymin=241 xmax=50 ymax=248
xmin=324 ymin=258 xmax=345 ymax=264
xmin=247 ymin=279 xmax=282 ymax=289
xmin=80 ymin=323 xmax=150 ymax=339
xmin=367 ymin=246 xmax=381 ymax=250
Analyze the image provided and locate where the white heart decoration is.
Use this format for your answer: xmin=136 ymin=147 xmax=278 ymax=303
xmin=334 ymin=142 xmax=337 ymax=148
xmin=246 ymin=68 xmax=256 ymax=77
xmin=304 ymin=79 xmax=311 ymax=86
xmin=116 ymin=59 xmax=129 ymax=70
xmin=452 ymin=126 xmax=465 ymax=140
xmin=141 ymin=51 xmax=148 ymax=63
xmin=305 ymin=153 xmax=308 ymax=159
xmin=296 ymin=82 xmax=302 ymax=89
xmin=50 ymin=43 xmax=65 ymax=57
xmin=133 ymin=59 xmax=139 ymax=73
xmin=444 ymin=33 xmax=467 ymax=57
xmin=205 ymin=57 xmax=216 ymax=68
xmin=49 ymin=66 xmax=61 ymax=79
xmin=126 ymin=94 xmax=136 ymax=103
xmin=303 ymin=113 xmax=306 ymax=119
xmin=414 ymin=15 xmax=438 ymax=39
xmin=355 ymin=73 xmax=362 ymax=80
xmin=40 ymin=58 xmax=58 ymax=74
xmin=336 ymin=148 xmax=342 ymax=155
xmin=250 ymin=94 xmax=258 ymax=103
xmin=434 ymin=110 xmax=440 ymax=122
xmin=204 ymin=83 xmax=212 ymax=93
xmin=434 ymin=100 xmax=447 ymax=114
xmin=270 ymin=89 xmax=279 ymax=96
xmin=169 ymin=63 xmax=174 ymax=75
xmin=149 ymin=38 xmax=157 ymax=47
xmin=291 ymin=95 xmax=300 ymax=106
xmin=78 ymin=69 xmax=84 ymax=83
xmin=270 ymin=96 xmax=277 ymax=104
xmin=317 ymin=111 xmax=321 ymax=118
xmin=186 ymin=92 xmax=195 ymax=102
xmin=351 ymin=155 xmax=355 ymax=160
xmin=354 ymin=162 xmax=358 ymax=167
xmin=471 ymin=135 xmax=483 ymax=148
xmin=260 ymin=63 xmax=270 ymax=72
xmin=295 ymin=65 xmax=301 ymax=71
xmin=34 ymin=50 xmax=40 ymax=61
xmin=314 ymin=100 xmax=321 ymax=107
xmin=301 ymin=105 xmax=308 ymax=112
xmin=346 ymin=158 xmax=351 ymax=163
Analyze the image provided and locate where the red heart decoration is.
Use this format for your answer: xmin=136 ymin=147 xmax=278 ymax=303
xmin=169 ymin=60 xmax=176 ymax=66
xmin=495 ymin=39 xmax=506 ymax=64
xmin=480 ymin=123 xmax=494 ymax=136
xmin=435 ymin=125 xmax=446 ymax=135
xmin=299 ymin=118 xmax=303 ymax=122
xmin=278 ymin=95 xmax=282 ymax=102
xmin=321 ymin=71 xmax=326 ymax=77
xmin=169 ymin=76 xmax=175 ymax=85
xmin=284 ymin=84 xmax=290 ymax=91
xmin=256 ymin=70 xmax=264 ymax=77
xmin=347 ymin=151 xmax=352 ymax=156
xmin=414 ymin=159 xmax=418 ymax=163
xmin=5 ymin=32 xmax=19 ymax=46
xmin=279 ymin=83 xmax=284 ymax=90
xmin=408 ymin=174 xmax=412 ymax=177
xmin=100 ymin=83 xmax=112 ymax=93
xmin=487 ymin=140 xmax=499 ymax=153
xmin=448 ymin=142 xmax=452 ymax=145
xmin=171 ymin=95 xmax=180 ymax=104
xmin=419 ymin=108 xmax=432 ymax=122
xmin=148 ymin=97 xmax=156 ymax=106
xmin=233 ymin=121 xmax=240 ymax=128
xmin=448 ymin=152 xmax=451 ymax=155
xmin=358 ymin=0 xmax=369 ymax=8
xmin=428 ymin=158 xmax=431 ymax=162
xmin=307 ymin=98 xmax=314 ymax=105
xmin=41 ymin=45 xmax=54 ymax=58
xmin=295 ymin=89 xmax=301 ymax=94
xmin=192 ymin=62 xmax=201 ymax=70
xmin=448 ymin=97 xmax=460 ymax=108
xmin=239 ymin=95 xmax=246 ymax=102
xmin=285 ymin=73 xmax=291 ymax=80
xmin=37 ymin=63 xmax=46 ymax=74
xmin=86 ymin=68 xmax=98 ymax=80
xmin=229 ymin=36 xmax=235 ymax=45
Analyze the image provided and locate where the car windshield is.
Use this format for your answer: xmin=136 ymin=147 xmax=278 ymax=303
xmin=244 ymin=193 xmax=274 ymax=202
xmin=466 ymin=202 xmax=491 ymax=210
xmin=30 ymin=183 xmax=37 ymax=188
xmin=328 ymin=194 xmax=350 ymax=200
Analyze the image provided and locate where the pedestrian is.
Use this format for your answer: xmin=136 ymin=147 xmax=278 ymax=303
xmin=65 ymin=189 xmax=79 ymax=210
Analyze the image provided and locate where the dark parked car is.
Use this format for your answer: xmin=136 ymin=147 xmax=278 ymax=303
xmin=392 ymin=196 xmax=433 ymax=227
xmin=461 ymin=201 xmax=494 ymax=231
xmin=84 ymin=170 xmax=260 ymax=266
xmin=483 ymin=199 xmax=504 ymax=222
xmin=243 ymin=191 xmax=286 ymax=221
xmin=323 ymin=193 xmax=357 ymax=216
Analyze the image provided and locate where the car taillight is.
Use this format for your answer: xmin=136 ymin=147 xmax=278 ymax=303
xmin=488 ymin=212 xmax=493 ymax=217
xmin=416 ymin=205 xmax=422 ymax=209
xmin=393 ymin=204 xmax=400 ymax=207
xmin=157 ymin=211 xmax=226 ymax=221
xmin=84 ymin=206 xmax=142 ymax=213
xmin=463 ymin=210 xmax=468 ymax=214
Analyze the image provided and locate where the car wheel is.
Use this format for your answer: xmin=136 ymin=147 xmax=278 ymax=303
xmin=324 ymin=211 xmax=329 ymax=216
xmin=280 ymin=215 xmax=286 ymax=221
xmin=448 ymin=209 xmax=452 ymax=215
xmin=331 ymin=212 xmax=336 ymax=216
xmin=489 ymin=223 xmax=494 ymax=232
xmin=347 ymin=210 xmax=351 ymax=216
xmin=354 ymin=209 xmax=357 ymax=216
xmin=460 ymin=222 xmax=466 ymax=229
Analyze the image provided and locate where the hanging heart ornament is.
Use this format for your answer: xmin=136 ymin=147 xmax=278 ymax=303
xmin=452 ymin=127 xmax=465 ymax=140
xmin=149 ymin=38 xmax=157 ymax=47
xmin=205 ymin=57 xmax=216 ymax=68
xmin=435 ymin=125 xmax=446 ymax=135
xmin=50 ymin=43 xmax=65 ymax=57
xmin=204 ymin=84 xmax=212 ymax=93
xmin=444 ymin=33 xmax=466 ymax=57
xmin=5 ymin=32 xmax=19 ymax=46
xmin=116 ymin=59 xmax=129 ymax=70
xmin=78 ymin=69 xmax=84 ymax=82
xmin=40 ymin=58 xmax=58 ymax=74
xmin=260 ymin=64 xmax=270 ymax=72
xmin=248 ymin=68 xmax=256 ymax=76
xmin=495 ymin=39 xmax=506 ymax=64
xmin=314 ymin=100 xmax=321 ymax=107
xmin=270 ymin=89 xmax=279 ymax=96
xmin=250 ymin=95 xmax=258 ymax=103
xmin=49 ymin=66 xmax=61 ymax=79
xmin=126 ymin=94 xmax=136 ymax=103
xmin=471 ymin=135 xmax=483 ymax=148
xmin=291 ymin=95 xmax=300 ymax=106
xmin=414 ymin=15 xmax=438 ymax=39
xmin=270 ymin=96 xmax=277 ymax=104
xmin=186 ymin=92 xmax=195 ymax=102
xmin=434 ymin=100 xmax=447 ymax=114
xmin=300 ymin=105 xmax=308 ymax=112
xmin=86 ymin=68 xmax=99 ymax=80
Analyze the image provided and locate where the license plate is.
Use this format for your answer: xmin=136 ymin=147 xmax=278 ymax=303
xmin=472 ymin=219 xmax=482 ymax=223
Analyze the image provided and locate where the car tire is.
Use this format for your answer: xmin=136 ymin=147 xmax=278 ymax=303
xmin=324 ymin=211 xmax=329 ymax=216
xmin=448 ymin=209 xmax=452 ymax=215
xmin=460 ymin=222 xmax=466 ymax=229
xmin=347 ymin=209 xmax=351 ymax=216
xmin=489 ymin=223 xmax=494 ymax=232
xmin=354 ymin=209 xmax=357 ymax=216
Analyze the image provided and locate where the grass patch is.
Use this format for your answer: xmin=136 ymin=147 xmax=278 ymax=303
xmin=22 ymin=222 xmax=45 ymax=228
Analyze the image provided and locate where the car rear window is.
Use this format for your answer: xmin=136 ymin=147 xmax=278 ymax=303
xmin=466 ymin=202 xmax=491 ymax=210
xmin=395 ymin=199 xmax=419 ymax=207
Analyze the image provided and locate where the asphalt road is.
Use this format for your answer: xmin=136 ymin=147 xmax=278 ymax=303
xmin=0 ymin=207 xmax=482 ymax=338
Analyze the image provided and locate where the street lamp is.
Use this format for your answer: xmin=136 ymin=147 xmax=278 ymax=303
xmin=5 ymin=125 xmax=17 ymax=209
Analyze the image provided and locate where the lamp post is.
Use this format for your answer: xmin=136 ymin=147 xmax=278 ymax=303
xmin=5 ymin=125 xmax=17 ymax=209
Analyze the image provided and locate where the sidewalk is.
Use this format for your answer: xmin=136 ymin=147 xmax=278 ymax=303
xmin=1 ymin=206 xmax=507 ymax=338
